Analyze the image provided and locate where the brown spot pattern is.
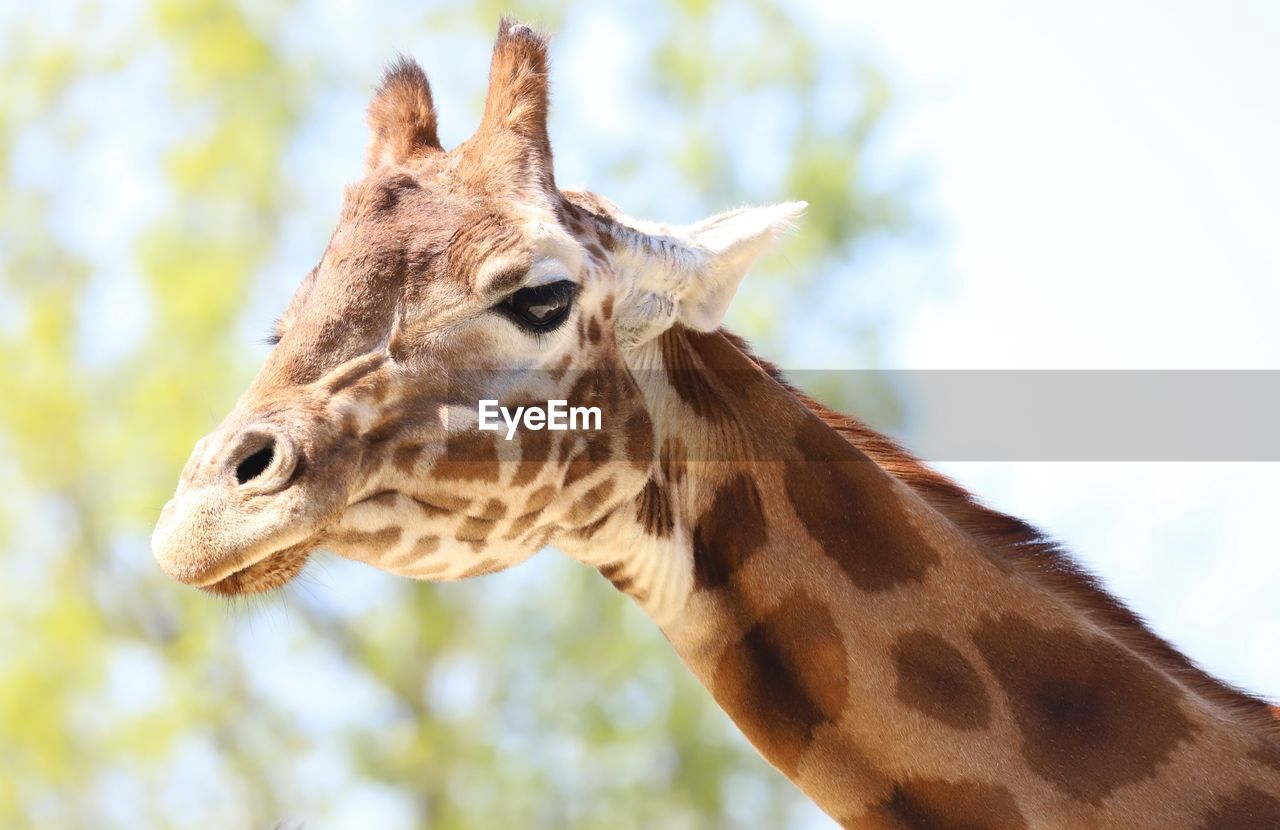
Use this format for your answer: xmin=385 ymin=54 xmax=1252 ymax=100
xmin=660 ymin=330 xmax=725 ymax=420
xmin=529 ymin=526 xmax=556 ymax=549
xmin=433 ymin=431 xmax=500 ymax=482
xmin=406 ymin=490 xmax=469 ymax=514
xmin=567 ymin=478 xmax=616 ymax=525
xmin=711 ymin=592 xmax=847 ymax=775
xmin=410 ymin=536 xmax=439 ymax=557
xmin=599 ymin=561 xmax=645 ymax=601
xmin=398 ymin=494 xmax=450 ymax=519
xmin=503 ymin=514 xmax=537 ymax=541
xmin=1197 ymin=786 xmax=1280 ymax=830
xmin=327 ymin=527 xmax=403 ymax=550
xmin=362 ymin=411 xmax=401 ymax=444
xmin=548 ymin=353 xmax=573 ymax=382
xmin=457 ymin=516 xmax=499 ymax=551
xmin=784 ymin=416 xmax=939 ymax=592
xmin=623 ymin=408 xmax=654 ymax=469
xmin=502 ymin=485 xmax=555 ymax=541
xmin=692 ymin=474 xmax=766 ymax=591
xmin=458 ymin=557 xmax=504 ymax=578
xmin=858 ymin=778 xmax=1027 ymax=830
xmin=522 ymin=484 xmax=556 ymax=514
xmin=569 ymin=512 xmax=611 ymax=540
xmin=559 ymin=370 xmax=620 ymax=486
xmin=722 ymin=332 xmax=1280 ymax=734
xmin=356 ymin=490 xmax=402 ymax=510
xmin=393 ymin=442 xmax=425 ymax=475
xmin=660 ymin=437 xmax=687 ymax=486
xmin=972 ymin=614 xmax=1197 ymax=803
xmin=511 ymin=426 xmax=553 ymax=487
xmin=636 ymin=478 xmax=674 ymax=538
xmin=562 ymin=432 xmax=611 ymax=488
xmin=891 ymin=630 xmax=991 ymax=731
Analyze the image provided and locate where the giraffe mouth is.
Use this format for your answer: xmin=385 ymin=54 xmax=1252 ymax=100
xmin=201 ymin=538 xmax=317 ymax=596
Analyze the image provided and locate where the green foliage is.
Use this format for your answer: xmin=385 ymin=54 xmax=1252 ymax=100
xmin=0 ymin=2 xmax=904 ymax=827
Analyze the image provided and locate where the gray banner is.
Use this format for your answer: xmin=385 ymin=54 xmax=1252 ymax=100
xmin=442 ymin=369 xmax=1280 ymax=462
xmin=808 ymin=370 xmax=1280 ymax=462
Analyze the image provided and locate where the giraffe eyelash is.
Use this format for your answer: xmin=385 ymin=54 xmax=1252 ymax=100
xmin=262 ymin=317 xmax=284 ymax=347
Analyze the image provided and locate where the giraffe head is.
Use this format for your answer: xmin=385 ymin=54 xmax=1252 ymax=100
xmin=152 ymin=20 xmax=802 ymax=595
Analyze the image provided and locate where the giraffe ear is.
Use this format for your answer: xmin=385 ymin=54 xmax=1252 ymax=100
xmin=366 ymin=56 xmax=442 ymax=170
xmin=677 ymin=202 xmax=807 ymax=331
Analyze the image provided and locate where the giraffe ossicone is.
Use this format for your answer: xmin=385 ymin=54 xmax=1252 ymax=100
xmin=152 ymin=18 xmax=1280 ymax=828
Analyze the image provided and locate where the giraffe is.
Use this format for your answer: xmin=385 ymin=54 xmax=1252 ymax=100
xmin=152 ymin=20 xmax=1280 ymax=829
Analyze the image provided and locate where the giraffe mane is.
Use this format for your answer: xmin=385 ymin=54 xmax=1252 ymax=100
xmin=719 ymin=330 xmax=1280 ymax=740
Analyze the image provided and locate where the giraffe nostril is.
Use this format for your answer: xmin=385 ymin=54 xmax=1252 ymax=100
xmin=235 ymin=443 xmax=276 ymax=486
xmin=222 ymin=427 xmax=297 ymax=492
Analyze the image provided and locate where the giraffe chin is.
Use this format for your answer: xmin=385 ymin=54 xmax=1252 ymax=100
xmin=201 ymin=539 xmax=316 ymax=596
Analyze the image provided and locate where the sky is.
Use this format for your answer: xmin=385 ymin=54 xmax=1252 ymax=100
xmin=831 ymin=0 xmax=1280 ymax=369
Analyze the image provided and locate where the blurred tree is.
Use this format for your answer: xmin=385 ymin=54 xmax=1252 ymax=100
xmin=0 ymin=1 xmax=904 ymax=827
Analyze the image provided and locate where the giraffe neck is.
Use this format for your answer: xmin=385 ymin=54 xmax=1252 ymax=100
xmin=562 ymin=328 xmax=1280 ymax=828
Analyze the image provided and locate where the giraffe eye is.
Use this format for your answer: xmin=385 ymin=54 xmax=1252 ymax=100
xmin=499 ymin=280 xmax=578 ymax=333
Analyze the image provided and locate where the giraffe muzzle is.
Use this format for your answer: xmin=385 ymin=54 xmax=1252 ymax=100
xmin=151 ymin=422 xmax=331 ymax=590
